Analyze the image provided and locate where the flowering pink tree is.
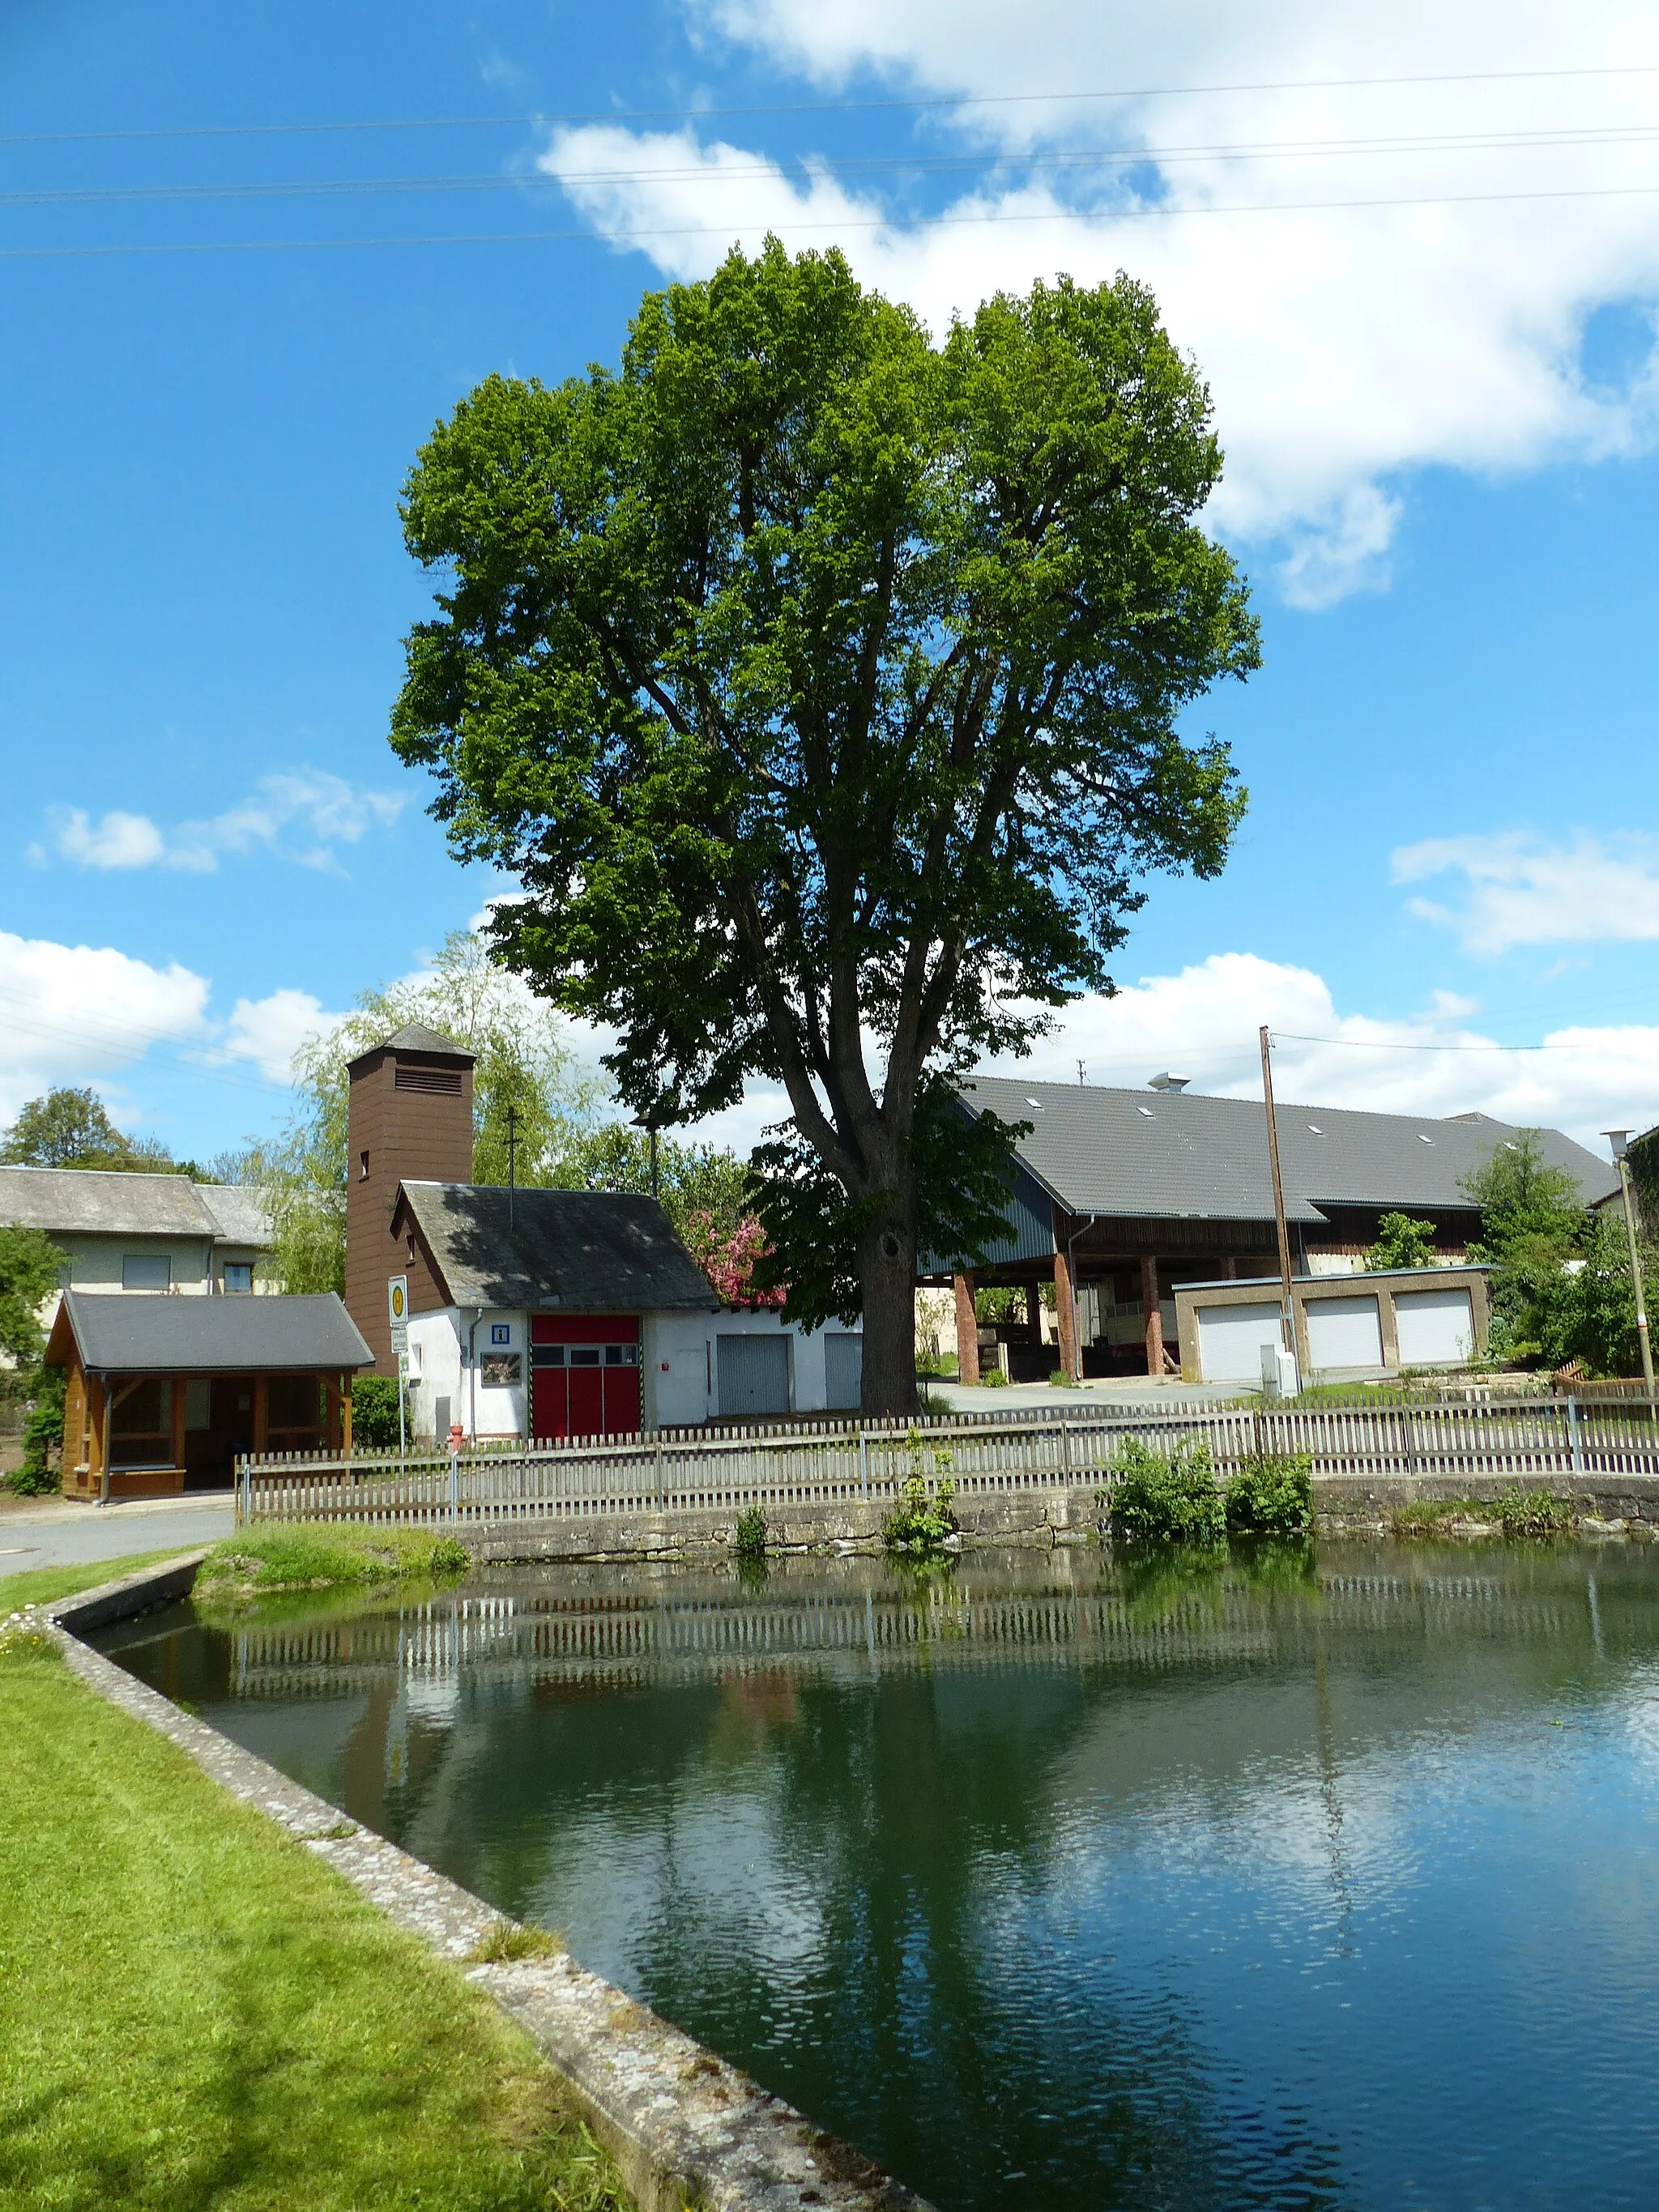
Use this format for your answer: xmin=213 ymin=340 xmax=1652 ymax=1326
xmin=686 ymin=1212 xmax=786 ymax=1307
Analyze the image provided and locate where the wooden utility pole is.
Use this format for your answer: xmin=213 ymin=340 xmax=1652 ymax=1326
xmin=1614 ymin=1149 xmax=1657 ymax=1409
xmin=1260 ymin=1025 xmax=1299 ymax=1375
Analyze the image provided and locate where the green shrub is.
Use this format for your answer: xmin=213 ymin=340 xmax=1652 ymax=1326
xmin=8 ymin=1367 xmax=65 ymax=1496
xmin=979 ymin=1367 xmax=1008 ymax=1387
xmin=1225 ymin=1454 xmax=1313 ymax=1539
xmin=1494 ymin=1488 xmax=1576 ymax=1537
xmin=352 ymin=1374 xmax=411 ymax=1448
xmin=733 ymin=1505 xmax=767 ymax=1560
xmin=1047 ymin=1369 xmax=1079 ymax=1388
xmin=1105 ymin=1437 xmax=1226 ymax=1546
xmin=884 ymin=1431 xmax=958 ymax=1550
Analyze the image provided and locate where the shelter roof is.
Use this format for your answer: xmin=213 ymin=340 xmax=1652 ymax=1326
xmin=0 ymin=1166 xmax=275 ymax=1244
xmin=394 ymin=1182 xmax=716 ymax=1311
xmin=45 ymin=1289 xmax=373 ymax=1374
xmin=956 ymin=1077 xmax=1618 ymax=1225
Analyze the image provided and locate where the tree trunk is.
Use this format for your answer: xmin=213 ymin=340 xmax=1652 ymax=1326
xmin=857 ymin=1213 xmax=919 ymax=1419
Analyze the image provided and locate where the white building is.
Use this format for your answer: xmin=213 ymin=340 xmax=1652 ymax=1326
xmin=389 ymin=1179 xmax=862 ymax=1443
xmin=0 ymin=1166 xmax=276 ymax=1304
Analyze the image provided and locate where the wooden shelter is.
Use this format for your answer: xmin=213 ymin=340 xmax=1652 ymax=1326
xmin=46 ymin=1289 xmax=374 ymax=1501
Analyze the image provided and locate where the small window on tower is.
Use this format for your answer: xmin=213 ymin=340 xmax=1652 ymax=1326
xmin=359 ymin=1150 xmax=370 ymax=1181
xmin=407 ymin=1234 xmax=416 ymax=1264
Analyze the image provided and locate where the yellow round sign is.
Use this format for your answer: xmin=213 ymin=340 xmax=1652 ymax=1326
xmin=390 ymin=1282 xmax=407 ymax=1321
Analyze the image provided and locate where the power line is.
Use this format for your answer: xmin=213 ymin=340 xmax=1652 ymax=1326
xmin=7 ymin=60 xmax=1659 ymax=147
xmin=1270 ymin=1030 xmax=1608 ymax=1053
xmin=11 ymin=176 xmax=1659 ymax=261
xmin=9 ymin=120 xmax=1659 ymax=212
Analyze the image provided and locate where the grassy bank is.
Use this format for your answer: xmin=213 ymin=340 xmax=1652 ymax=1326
xmin=0 ymin=1634 xmax=625 ymax=2211
xmin=0 ymin=1550 xmax=191 ymax=1614
xmin=1388 ymin=1488 xmax=1578 ymax=1539
xmin=198 ymin=1522 xmax=471 ymax=1596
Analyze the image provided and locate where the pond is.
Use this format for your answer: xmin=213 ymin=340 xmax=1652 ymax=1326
xmin=96 ymin=1541 xmax=1659 ymax=2212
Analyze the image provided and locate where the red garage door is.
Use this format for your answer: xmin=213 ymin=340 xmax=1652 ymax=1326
xmin=530 ymin=1315 xmax=641 ymax=1441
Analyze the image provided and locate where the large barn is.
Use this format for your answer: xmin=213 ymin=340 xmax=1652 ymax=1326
xmin=927 ymin=1076 xmax=1619 ymax=1382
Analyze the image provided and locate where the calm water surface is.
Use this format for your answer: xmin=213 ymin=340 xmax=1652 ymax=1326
xmin=99 ymin=1543 xmax=1659 ymax=2211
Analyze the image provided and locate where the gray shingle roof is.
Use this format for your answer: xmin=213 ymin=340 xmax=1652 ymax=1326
xmin=396 ymin=1183 xmax=716 ymax=1311
xmin=382 ymin=1023 xmax=473 ymax=1058
xmin=0 ymin=1167 xmax=276 ymax=1246
xmin=48 ymin=1289 xmax=373 ymax=1373
xmin=957 ymin=1077 xmax=1619 ymax=1223
xmin=194 ymin=1186 xmax=275 ymax=1245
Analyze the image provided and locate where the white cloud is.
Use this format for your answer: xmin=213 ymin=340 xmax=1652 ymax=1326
xmin=0 ymin=930 xmax=213 ymax=1123
xmin=546 ymin=3 xmax=1659 ymax=599
xmin=218 ymin=989 xmax=346 ymax=1085
xmin=45 ymin=769 xmax=406 ymax=876
xmin=1392 ymin=831 xmax=1659 ymax=954
xmin=975 ymin=950 xmax=1659 ymax=1149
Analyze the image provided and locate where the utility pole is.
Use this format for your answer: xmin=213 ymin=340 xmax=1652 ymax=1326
xmin=1604 ymin=1131 xmax=1656 ymax=1412
xmin=505 ymin=1102 xmax=519 ymax=1232
xmin=650 ymin=1124 xmax=659 ymax=1202
xmin=1260 ymin=1025 xmax=1299 ymax=1385
xmin=1077 ymin=1059 xmax=1085 ymax=1087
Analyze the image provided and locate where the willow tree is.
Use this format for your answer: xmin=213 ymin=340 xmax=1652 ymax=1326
xmin=391 ymin=241 xmax=1257 ymax=1416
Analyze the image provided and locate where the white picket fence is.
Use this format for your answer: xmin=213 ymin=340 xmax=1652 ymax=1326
xmin=235 ymin=1396 xmax=1659 ymax=1529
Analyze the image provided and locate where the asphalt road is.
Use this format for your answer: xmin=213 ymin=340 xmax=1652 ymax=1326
xmin=0 ymin=1492 xmax=236 ymax=1573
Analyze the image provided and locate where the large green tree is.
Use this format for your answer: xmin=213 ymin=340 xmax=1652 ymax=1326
xmin=391 ymin=243 xmax=1258 ymax=1413
xmin=1 ymin=1087 xmax=198 ymax=1176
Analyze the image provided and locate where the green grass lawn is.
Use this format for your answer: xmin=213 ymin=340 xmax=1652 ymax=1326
xmin=0 ymin=1638 xmax=628 ymax=2211
xmin=0 ymin=1550 xmax=194 ymax=1614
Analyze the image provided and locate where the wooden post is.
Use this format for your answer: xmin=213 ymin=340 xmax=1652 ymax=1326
xmin=1260 ymin=1025 xmax=1307 ymax=1378
xmin=1141 ymin=1255 xmax=1164 ymax=1377
xmin=170 ymin=1377 xmax=186 ymax=1478
xmin=1054 ymin=1247 xmax=1078 ymax=1383
xmin=1222 ymin=1256 xmax=1239 ymax=1281
xmin=341 ymin=1372 xmax=354 ymax=1458
xmin=953 ymin=1272 xmax=980 ymax=1387
xmin=253 ymin=1375 xmax=268 ymax=1456
xmin=1026 ymin=1283 xmax=1042 ymax=1345
xmin=87 ymin=1372 xmax=106 ymax=1488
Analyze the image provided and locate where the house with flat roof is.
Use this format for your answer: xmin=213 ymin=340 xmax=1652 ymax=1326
xmin=929 ymin=1076 xmax=1618 ymax=1382
xmin=0 ymin=1166 xmax=276 ymax=1300
xmin=45 ymin=1288 xmax=371 ymax=1500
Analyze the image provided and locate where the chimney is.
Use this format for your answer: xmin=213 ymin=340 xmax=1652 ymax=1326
xmin=1148 ymin=1072 xmax=1190 ymax=1093
xmin=344 ymin=1024 xmax=475 ymax=1374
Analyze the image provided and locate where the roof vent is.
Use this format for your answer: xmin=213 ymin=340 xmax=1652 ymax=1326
xmin=1148 ymin=1072 xmax=1190 ymax=1093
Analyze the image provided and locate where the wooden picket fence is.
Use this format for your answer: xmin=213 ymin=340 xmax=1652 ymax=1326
xmin=235 ymin=1394 xmax=1659 ymax=1530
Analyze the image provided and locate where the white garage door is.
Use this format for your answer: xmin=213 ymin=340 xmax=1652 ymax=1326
xmin=718 ymin=1334 xmax=791 ymax=1419
xmin=1196 ymin=1301 xmax=1282 ymax=1383
xmin=1306 ymin=1294 xmax=1384 ymax=1373
xmin=824 ymin=1332 xmax=863 ymax=1409
xmin=1394 ymin=1287 xmax=1474 ymax=1366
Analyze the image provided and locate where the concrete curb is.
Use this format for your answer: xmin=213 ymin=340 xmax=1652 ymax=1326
xmin=44 ymin=1555 xmax=935 ymax=2212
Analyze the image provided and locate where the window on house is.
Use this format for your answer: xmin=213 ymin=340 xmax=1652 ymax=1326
xmin=359 ymin=1150 xmax=370 ymax=1181
xmin=122 ymin=1255 xmax=171 ymax=1291
xmin=223 ymin=1263 xmax=254 ymax=1294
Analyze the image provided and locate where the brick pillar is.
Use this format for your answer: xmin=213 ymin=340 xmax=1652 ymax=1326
xmin=1054 ymin=1246 xmax=1079 ymax=1382
xmin=1142 ymin=1255 xmax=1164 ymax=1376
xmin=953 ymin=1272 xmax=980 ymax=1386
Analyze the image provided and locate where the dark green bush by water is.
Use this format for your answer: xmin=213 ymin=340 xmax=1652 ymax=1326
xmin=1106 ymin=1438 xmax=1227 ymax=1545
xmin=1104 ymin=1441 xmax=1313 ymax=1545
xmin=1225 ymin=1454 xmax=1313 ymax=1539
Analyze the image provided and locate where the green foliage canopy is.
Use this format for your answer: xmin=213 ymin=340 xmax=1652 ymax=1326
xmin=391 ymin=243 xmax=1257 ymax=1407
xmin=1363 ymin=1212 xmax=1440 ymax=1272
xmin=1 ymin=1087 xmax=198 ymax=1177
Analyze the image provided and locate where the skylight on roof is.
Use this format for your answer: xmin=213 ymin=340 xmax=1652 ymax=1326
xmin=1307 ymin=1123 xmax=1324 ymax=1134
xmin=1418 ymin=1133 xmax=1435 ymax=1144
xmin=1137 ymin=1106 xmax=1155 ymax=1118
xmin=1025 ymin=1097 xmax=1043 ymax=1109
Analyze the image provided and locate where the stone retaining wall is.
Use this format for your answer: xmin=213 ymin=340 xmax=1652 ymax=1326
xmin=45 ymin=1555 xmax=934 ymax=2212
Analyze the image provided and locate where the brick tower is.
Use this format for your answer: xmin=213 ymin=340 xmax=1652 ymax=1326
xmin=344 ymin=1023 xmax=476 ymax=1373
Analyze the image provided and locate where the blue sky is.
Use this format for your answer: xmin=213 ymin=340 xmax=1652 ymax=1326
xmin=4 ymin=0 xmax=1659 ymax=1161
